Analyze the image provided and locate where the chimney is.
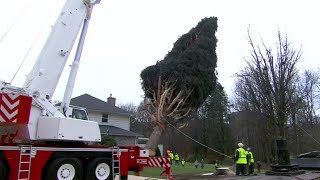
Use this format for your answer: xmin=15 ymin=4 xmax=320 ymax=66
xmin=107 ymin=94 xmax=116 ymax=106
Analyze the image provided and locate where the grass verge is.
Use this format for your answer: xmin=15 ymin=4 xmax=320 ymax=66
xmin=130 ymin=162 xmax=217 ymax=179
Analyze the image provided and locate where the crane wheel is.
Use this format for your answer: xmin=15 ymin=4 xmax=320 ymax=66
xmin=85 ymin=157 xmax=113 ymax=180
xmin=0 ymin=159 xmax=9 ymax=180
xmin=43 ymin=158 xmax=83 ymax=180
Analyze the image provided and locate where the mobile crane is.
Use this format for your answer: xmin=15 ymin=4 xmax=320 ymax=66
xmin=0 ymin=0 xmax=170 ymax=179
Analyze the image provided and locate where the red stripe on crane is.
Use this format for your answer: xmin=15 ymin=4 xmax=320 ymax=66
xmin=147 ymin=157 xmax=171 ymax=168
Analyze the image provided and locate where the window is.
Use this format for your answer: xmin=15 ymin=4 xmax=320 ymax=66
xmin=102 ymin=114 xmax=109 ymax=123
xmin=72 ymin=108 xmax=88 ymax=120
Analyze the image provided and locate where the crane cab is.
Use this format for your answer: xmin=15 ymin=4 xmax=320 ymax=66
xmin=55 ymin=104 xmax=89 ymax=121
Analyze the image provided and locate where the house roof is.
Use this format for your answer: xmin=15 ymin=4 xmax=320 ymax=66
xmin=68 ymin=94 xmax=132 ymax=116
xmin=99 ymin=125 xmax=143 ymax=137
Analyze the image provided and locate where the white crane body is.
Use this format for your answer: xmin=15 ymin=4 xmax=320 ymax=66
xmin=0 ymin=0 xmax=101 ymax=143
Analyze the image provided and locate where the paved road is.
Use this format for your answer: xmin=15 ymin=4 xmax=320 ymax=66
xmin=114 ymin=172 xmax=320 ymax=180
xmin=171 ymin=172 xmax=320 ymax=180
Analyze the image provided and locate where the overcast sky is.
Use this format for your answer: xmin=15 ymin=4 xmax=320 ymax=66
xmin=1 ymin=0 xmax=319 ymax=106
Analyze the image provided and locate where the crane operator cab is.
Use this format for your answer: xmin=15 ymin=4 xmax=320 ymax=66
xmin=71 ymin=106 xmax=89 ymax=120
xmin=55 ymin=104 xmax=89 ymax=120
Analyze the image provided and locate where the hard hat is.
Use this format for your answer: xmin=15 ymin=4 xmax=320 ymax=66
xmin=238 ymin=143 xmax=244 ymax=147
xmin=247 ymin=147 xmax=251 ymax=151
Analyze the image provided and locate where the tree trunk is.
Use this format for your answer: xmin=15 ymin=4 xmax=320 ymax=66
xmin=292 ymin=111 xmax=299 ymax=156
xmin=276 ymin=139 xmax=290 ymax=165
xmin=145 ymin=125 xmax=164 ymax=153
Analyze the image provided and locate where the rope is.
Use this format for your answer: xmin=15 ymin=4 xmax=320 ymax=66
xmin=242 ymin=103 xmax=320 ymax=147
xmin=166 ymin=120 xmax=233 ymax=159
xmin=294 ymin=111 xmax=320 ymax=146
xmin=296 ymin=120 xmax=320 ymax=146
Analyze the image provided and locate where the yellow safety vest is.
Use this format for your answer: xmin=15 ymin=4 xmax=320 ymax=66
xmin=175 ymin=154 xmax=179 ymax=160
xmin=169 ymin=153 xmax=174 ymax=159
xmin=248 ymin=152 xmax=254 ymax=163
xmin=235 ymin=148 xmax=247 ymax=164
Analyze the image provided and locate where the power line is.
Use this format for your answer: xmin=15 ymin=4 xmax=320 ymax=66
xmin=9 ymin=0 xmax=64 ymax=84
xmin=10 ymin=41 xmax=36 ymax=84
xmin=0 ymin=25 xmax=14 ymax=44
xmin=9 ymin=19 xmax=46 ymax=84
xmin=0 ymin=2 xmax=29 ymax=44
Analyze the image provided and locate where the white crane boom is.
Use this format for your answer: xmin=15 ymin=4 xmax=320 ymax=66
xmin=23 ymin=0 xmax=96 ymax=101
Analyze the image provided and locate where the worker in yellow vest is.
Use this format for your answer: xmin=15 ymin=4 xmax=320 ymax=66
xmin=174 ymin=153 xmax=180 ymax=166
xmin=234 ymin=142 xmax=247 ymax=176
xmin=247 ymin=147 xmax=255 ymax=175
xmin=181 ymin=158 xmax=185 ymax=166
xmin=169 ymin=151 xmax=174 ymax=164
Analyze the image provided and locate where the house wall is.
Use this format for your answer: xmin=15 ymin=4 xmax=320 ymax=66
xmin=108 ymin=114 xmax=130 ymax=131
xmin=88 ymin=111 xmax=101 ymax=123
xmin=88 ymin=111 xmax=130 ymax=131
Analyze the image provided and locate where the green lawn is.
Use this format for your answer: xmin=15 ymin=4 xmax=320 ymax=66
xmin=132 ymin=162 xmax=268 ymax=179
xmin=131 ymin=161 xmax=273 ymax=179
xmin=130 ymin=162 xmax=218 ymax=179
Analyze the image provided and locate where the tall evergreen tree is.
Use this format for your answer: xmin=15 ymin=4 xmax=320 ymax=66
xmin=140 ymin=17 xmax=218 ymax=151
xmin=197 ymin=82 xmax=234 ymax=160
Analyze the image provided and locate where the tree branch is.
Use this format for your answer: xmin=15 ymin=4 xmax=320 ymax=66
xmin=166 ymin=90 xmax=183 ymax=112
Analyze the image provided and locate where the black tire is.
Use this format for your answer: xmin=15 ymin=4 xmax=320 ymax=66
xmin=43 ymin=158 xmax=83 ymax=180
xmin=0 ymin=159 xmax=9 ymax=180
xmin=85 ymin=157 xmax=113 ymax=180
xmin=120 ymin=175 xmax=128 ymax=180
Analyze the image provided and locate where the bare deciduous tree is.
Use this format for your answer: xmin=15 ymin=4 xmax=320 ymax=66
xmin=298 ymin=70 xmax=320 ymax=124
xmin=235 ymin=29 xmax=301 ymax=137
xmin=233 ymin=29 xmax=302 ymax=163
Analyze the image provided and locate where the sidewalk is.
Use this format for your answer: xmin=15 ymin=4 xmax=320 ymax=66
xmin=114 ymin=175 xmax=166 ymax=180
